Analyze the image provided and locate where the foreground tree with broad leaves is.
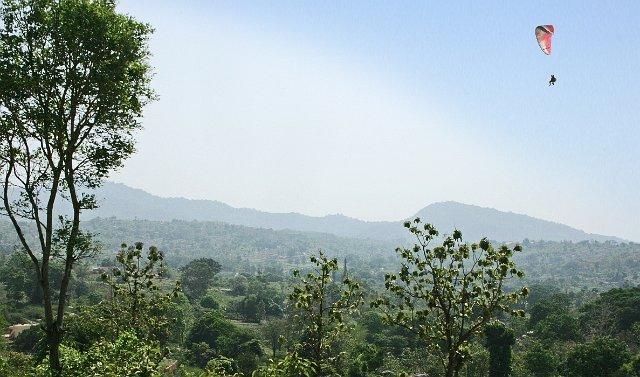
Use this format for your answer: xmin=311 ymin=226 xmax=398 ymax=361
xmin=289 ymin=251 xmax=364 ymax=376
xmin=100 ymin=242 xmax=180 ymax=344
xmin=372 ymin=218 xmax=528 ymax=377
xmin=0 ymin=0 xmax=154 ymax=371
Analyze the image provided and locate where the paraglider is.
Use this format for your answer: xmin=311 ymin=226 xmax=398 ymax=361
xmin=535 ymin=25 xmax=554 ymax=55
xmin=535 ymin=25 xmax=555 ymax=86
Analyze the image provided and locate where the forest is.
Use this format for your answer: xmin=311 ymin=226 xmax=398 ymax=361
xmin=1 ymin=1 xmax=640 ymax=376
xmin=2 ymin=220 xmax=640 ymax=376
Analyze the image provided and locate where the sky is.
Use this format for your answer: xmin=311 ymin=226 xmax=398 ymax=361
xmin=114 ymin=1 xmax=640 ymax=241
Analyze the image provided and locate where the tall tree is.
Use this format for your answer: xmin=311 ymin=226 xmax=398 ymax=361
xmin=289 ymin=251 xmax=364 ymax=376
xmin=0 ymin=0 xmax=154 ymax=371
xmin=484 ymin=321 xmax=515 ymax=377
xmin=566 ymin=336 xmax=631 ymax=377
xmin=101 ymin=242 xmax=180 ymax=343
xmin=373 ymin=219 xmax=528 ymax=377
xmin=179 ymin=257 xmax=221 ymax=299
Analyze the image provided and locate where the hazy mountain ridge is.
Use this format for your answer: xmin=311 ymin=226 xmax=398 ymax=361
xmin=74 ymin=182 xmax=621 ymax=243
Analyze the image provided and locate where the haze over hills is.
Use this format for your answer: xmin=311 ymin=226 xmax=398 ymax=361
xmin=72 ymin=182 xmax=621 ymax=243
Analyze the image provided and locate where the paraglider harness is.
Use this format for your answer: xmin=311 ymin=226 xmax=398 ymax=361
xmin=549 ymin=75 xmax=556 ymax=86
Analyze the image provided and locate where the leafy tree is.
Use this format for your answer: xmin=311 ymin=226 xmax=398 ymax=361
xmin=237 ymin=294 xmax=266 ymax=323
xmin=252 ymin=352 xmax=316 ymax=377
xmin=101 ymin=242 xmax=180 ymax=343
xmin=185 ymin=310 xmax=262 ymax=370
xmin=289 ymin=251 xmax=364 ymax=375
xmin=523 ymin=341 xmax=558 ymax=377
xmin=62 ymin=305 xmax=117 ymax=352
xmin=35 ymin=332 xmax=162 ymax=377
xmin=565 ymin=336 xmax=631 ymax=377
xmin=372 ymin=219 xmax=528 ymax=377
xmin=0 ymin=251 xmax=66 ymax=305
xmin=204 ymin=356 xmax=242 ymax=377
xmin=528 ymin=293 xmax=571 ymax=327
xmin=163 ymin=292 xmax=193 ymax=344
xmin=462 ymin=343 xmax=490 ymax=377
xmin=534 ymin=312 xmax=581 ymax=342
xmin=347 ymin=343 xmax=384 ymax=377
xmin=231 ymin=275 xmax=249 ymax=296
xmin=580 ymin=287 xmax=640 ymax=336
xmin=261 ymin=317 xmax=287 ymax=358
xmin=484 ymin=321 xmax=515 ymax=377
xmin=245 ymin=278 xmax=284 ymax=317
xmin=525 ymin=283 xmax=561 ymax=307
xmin=0 ymin=0 xmax=154 ymax=371
xmin=180 ymin=258 xmax=221 ymax=300
xmin=200 ymin=293 xmax=221 ymax=310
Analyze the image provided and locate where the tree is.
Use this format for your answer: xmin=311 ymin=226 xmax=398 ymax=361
xmin=347 ymin=343 xmax=384 ymax=377
xmin=566 ymin=336 xmax=631 ymax=377
xmin=204 ymin=356 xmax=242 ymax=377
xmin=261 ymin=317 xmax=287 ymax=358
xmin=35 ymin=332 xmax=162 ymax=377
xmin=185 ymin=310 xmax=263 ymax=370
xmin=372 ymin=219 xmax=528 ymax=377
xmin=101 ymin=242 xmax=180 ymax=344
xmin=0 ymin=0 xmax=154 ymax=371
xmin=237 ymin=294 xmax=266 ymax=323
xmin=534 ymin=312 xmax=581 ymax=342
xmin=528 ymin=293 xmax=571 ymax=327
xmin=200 ymin=293 xmax=221 ymax=310
xmin=0 ymin=251 xmax=62 ymax=304
xmin=252 ymin=352 xmax=316 ymax=377
xmin=484 ymin=321 xmax=515 ymax=377
xmin=179 ymin=258 xmax=221 ymax=300
xmin=288 ymin=251 xmax=364 ymax=376
xmin=579 ymin=287 xmax=640 ymax=337
xmin=523 ymin=341 xmax=558 ymax=377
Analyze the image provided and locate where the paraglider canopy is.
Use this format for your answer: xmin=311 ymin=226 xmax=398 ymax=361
xmin=535 ymin=25 xmax=554 ymax=55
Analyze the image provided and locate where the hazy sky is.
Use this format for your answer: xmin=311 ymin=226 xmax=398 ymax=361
xmin=114 ymin=1 xmax=640 ymax=241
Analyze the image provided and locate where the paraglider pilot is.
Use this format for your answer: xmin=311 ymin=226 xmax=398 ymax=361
xmin=549 ymin=75 xmax=556 ymax=86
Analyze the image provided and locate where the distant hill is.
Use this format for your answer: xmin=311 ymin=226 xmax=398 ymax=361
xmin=413 ymin=201 xmax=621 ymax=243
xmin=2 ymin=217 xmax=637 ymax=290
xmin=67 ymin=182 xmax=621 ymax=243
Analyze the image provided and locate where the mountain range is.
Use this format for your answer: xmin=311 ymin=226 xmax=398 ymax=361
xmin=74 ymin=182 xmax=620 ymax=243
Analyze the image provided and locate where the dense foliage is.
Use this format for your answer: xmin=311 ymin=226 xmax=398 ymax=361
xmin=2 ymin=219 xmax=640 ymax=376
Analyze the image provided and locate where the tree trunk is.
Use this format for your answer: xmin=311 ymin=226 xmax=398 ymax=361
xmin=40 ymin=264 xmax=63 ymax=373
xmin=445 ymin=352 xmax=462 ymax=377
xmin=46 ymin=328 xmax=63 ymax=373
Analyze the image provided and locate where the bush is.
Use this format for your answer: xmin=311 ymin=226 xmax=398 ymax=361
xmin=0 ymin=351 xmax=35 ymax=377
xmin=200 ymin=294 xmax=221 ymax=310
xmin=12 ymin=325 xmax=44 ymax=354
xmin=252 ymin=352 xmax=316 ymax=377
xmin=186 ymin=311 xmax=263 ymax=372
xmin=35 ymin=332 xmax=162 ymax=377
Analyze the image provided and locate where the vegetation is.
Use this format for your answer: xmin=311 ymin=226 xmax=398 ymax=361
xmin=0 ymin=0 xmax=154 ymax=371
xmin=288 ymin=251 xmax=364 ymax=375
xmin=372 ymin=219 xmax=527 ymax=377
xmin=1 ymin=216 xmax=640 ymax=376
xmin=1 ymin=1 xmax=639 ymax=376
